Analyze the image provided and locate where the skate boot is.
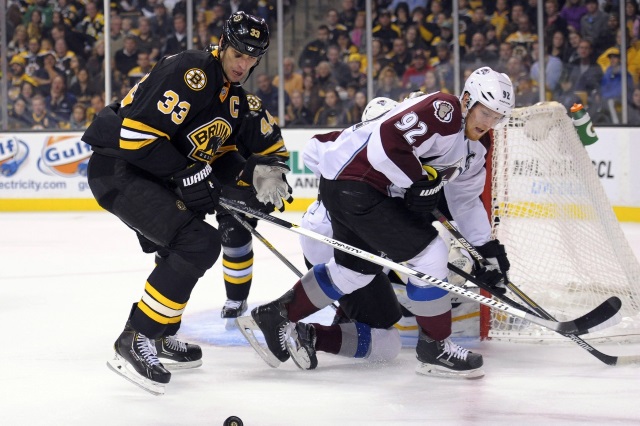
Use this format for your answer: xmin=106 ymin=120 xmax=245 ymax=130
xmin=286 ymin=322 xmax=318 ymax=370
xmin=415 ymin=331 xmax=484 ymax=379
xmin=251 ymin=296 xmax=292 ymax=363
xmin=107 ymin=326 xmax=171 ymax=395
xmin=221 ymin=299 xmax=248 ymax=330
xmin=155 ymin=335 xmax=203 ymax=370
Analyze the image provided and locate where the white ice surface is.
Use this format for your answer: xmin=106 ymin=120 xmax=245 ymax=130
xmin=1 ymin=212 xmax=640 ymax=425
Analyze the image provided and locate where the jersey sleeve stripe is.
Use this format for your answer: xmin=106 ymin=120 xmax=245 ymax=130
xmin=122 ymin=118 xmax=170 ymax=139
xmin=256 ymin=140 xmax=289 ymax=157
xmin=119 ymin=137 xmax=157 ymax=150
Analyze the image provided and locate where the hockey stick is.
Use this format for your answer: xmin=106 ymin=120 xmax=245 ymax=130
xmin=220 ymin=198 xmax=621 ymax=336
xmin=434 ymin=209 xmax=640 ymax=366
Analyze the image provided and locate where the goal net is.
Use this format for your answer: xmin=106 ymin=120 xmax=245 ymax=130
xmin=484 ymin=101 xmax=640 ymax=343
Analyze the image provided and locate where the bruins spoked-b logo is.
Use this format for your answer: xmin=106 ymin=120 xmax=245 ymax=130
xmin=184 ymin=68 xmax=206 ymax=91
xmin=187 ymin=118 xmax=232 ymax=162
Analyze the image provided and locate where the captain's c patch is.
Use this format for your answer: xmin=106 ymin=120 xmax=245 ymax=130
xmin=185 ymin=68 xmax=207 ymax=91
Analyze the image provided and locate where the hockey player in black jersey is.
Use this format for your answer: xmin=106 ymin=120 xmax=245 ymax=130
xmin=82 ymin=11 xmax=291 ymax=395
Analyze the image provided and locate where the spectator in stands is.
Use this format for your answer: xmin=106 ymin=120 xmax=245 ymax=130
xmin=544 ymin=0 xmax=568 ymax=41
xmin=350 ymin=11 xmax=367 ymax=51
xmin=256 ymin=73 xmax=289 ymax=120
xmin=86 ymin=93 xmax=105 ymax=122
xmin=66 ymin=55 xmax=85 ymax=88
xmin=463 ymin=32 xmax=499 ymax=69
xmin=339 ymin=0 xmax=358 ymax=31
xmin=550 ymin=30 xmax=572 ymax=63
xmin=430 ymin=20 xmax=454 ymax=49
xmin=49 ymin=23 xmax=87 ymax=59
xmin=343 ymin=53 xmax=367 ymax=92
xmin=45 ymin=74 xmax=77 ymax=123
xmin=625 ymin=0 xmax=639 ymax=37
xmin=194 ymin=22 xmax=215 ymax=51
xmin=568 ymin=39 xmax=604 ymax=97
xmin=505 ymin=55 xmax=527 ymax=84
xmin=502 ymin=2 xmax=526 ymax=40
xmin=67 ymin=103 xmax=90 ymax=130
xmin=404 ymin=24 xmax=429 ymax=53
xmin=530 ymin=41 xmax=564 ymax=93
xmin=494 ymin=41 xmax=514 ymax=74
xmin=23 ymin=37 xmax=42 ymax=77
xmin=374 ymin=66 xmax=405 ymax=101
xmin=325 ymin=8 xmax=349 ymax=42
xmin=150 ymin=2 xmax=173 ymax=44
xmin=115 ymin=35 xmax=140 ymax=81
xmin=515 ymin=73 xmax=538 ymax=107
xmin=26 ymin=9 xmax=44 ymax=42
xmin=402 ymin=49 xmax=432 ymax=90
xmin=108 ymin=15 xmax=126 ymax=61
xmin=77 ymin=1 xmax=104 ymax=47
xmin=386 ymin=37 xmax=413 ymax=78
xmin=335 ymin=31 xmax=359 ymax=62
xmin=465 ymin=6 xmax=492 ymax=42
xmin=9 ymin=55 xmax=40 ymax=100
xmin=285 ymin=89 xmax=313 ymax=126
xmin=163 ymin=14 xmax=188 ymax=57
xmin=392 ymin=2 xmax=412 ymax=34
xmin=560 ymin=0 xmax=588 ymax=33
xmin=600 ymin=48 xmax=634 ymax=102
xmin=53 ymin=38 xmax=76 ymax=78
xmin=8 ymin=98 xmax=32 ymax=130
xmin=86 ymin=39 xmax=105 ymax=89
xmin=127 ymin=51 xmax=154 ymax=87
xmin=580 ymin=0 xmax=609 ymax=55
xmin=29 ymin=94 xmax=58 ymax=129
xmin=299 ymin=25 xmax=330 ymax=69
xmin=70 ymin=67 xmax=95 ymax=105
xmin=8 ymin=25 xmax=29 ymax=58
xmin=553 ymin=72 xmax=583 ymax=111
xmin=326 ymin=44 xmax=351 ymax=88
xmin=23 ymin=0 xmax=53 ymax=29
xmin=566 ymin=30 xmax=583 ymax=64
xmin=272 ymin=56 xmax=304 ymax=98
xmin=55 ymin=0 xmax=80 ymax=28
xmin=33 ymin=52 xmax=63 ymax=95
xmin=491 ymin=0 xmax=510 ymax=40
xmin=302 ymin=73 xmax=324 ymax=116
xmin=313 ymin=87 xmax=352 ymax=127
xmin=347 ymin=89 xmax=367 ymax=124
xmin=486 ymin=24 xmax=501 ymax=53
xmin=505 ymin=12 xmax=538 ymax=53
xmin=135 ymin=17 xmax=162 ymax=62
xmin=433 ymin=41 xmax=454 ymax=92
xmin=371 ymin=38 xmax=391 ymax=77
xmin=373 ymin=9 xmax=402 ymax=51
xmin=627 ymin=86 xmax=640 ymax=124
xmin=207 ymin=3 xmax=227 ymax=43
xmin=19 ymin=81 xmax=37 ymax=107
xmin=315 ymin=61 xmax=339 ymax=98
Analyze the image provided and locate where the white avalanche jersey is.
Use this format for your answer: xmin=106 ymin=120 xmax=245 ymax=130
xmin=303 ymin=91 xmax=492 ymax=245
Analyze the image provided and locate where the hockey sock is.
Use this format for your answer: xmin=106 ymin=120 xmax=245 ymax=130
xmin=313 ymin=324 xmax=342 ymax=354
xmin=287 ymin=264 xmax=343 ymax=321
xmin=285 ymin=281 xmax=319 ymax=322
xmin=416 ymin=310 xmax=452 ymax=341
xmin=223 ymin=249 xmax=253 ymax=301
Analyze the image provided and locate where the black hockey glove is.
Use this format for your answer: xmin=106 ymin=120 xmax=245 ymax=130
xmin=404 ymin=166 xmax=444 ymax=213
xmin=220 ymin=185 xmax=275 ymax=214
xmin=474 ymin=240 xmax=510 ymax=295
xmin=172 ymin=162 xmax=221 ymax=215
xmin=238 ymin=154 xmax=293 ymax=212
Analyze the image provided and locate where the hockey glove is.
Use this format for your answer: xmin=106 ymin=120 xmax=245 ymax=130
xmin=220 ymin=185 xmax=275 ymax=214
xmin=474 ymin=240 xmax=510 ymax=295
xmin=172 ymin=162 xmax=221 ymax=215
xmin=238 ymin=154 xmax=293 ymax=212
xmin=404 ymin=165 xmax=444 ymax=213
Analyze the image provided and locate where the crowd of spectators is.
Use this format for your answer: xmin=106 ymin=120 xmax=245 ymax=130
xmin=5 ymin=0 xmax=640 ymax=130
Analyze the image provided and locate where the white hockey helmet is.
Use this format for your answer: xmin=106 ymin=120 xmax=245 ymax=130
xmin=362 ymin=97 xmax=399 ymax=121
xmin=461 ymin=67 xmax=515 ymax=119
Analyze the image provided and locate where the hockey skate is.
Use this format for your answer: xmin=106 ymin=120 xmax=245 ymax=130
xmin=221 ymin=299 xmax=248 ymax=330
xmin=415 ymin=331 xmax=484 ymax=379
xmin=286 ymin=322 xmax=318 ymax=370
xmin=155 ymin=335 xmax=203 ymax=370
xmin=236 ymin=295 xmax=293 ymax=368
xmin=107 ymin=326 xmax=171 ymax=395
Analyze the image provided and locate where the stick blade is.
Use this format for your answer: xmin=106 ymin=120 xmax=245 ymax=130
xmin=235 ymin=316 xmax=282 ymax=368
xmin=557 ymin=296 xmax=622 ymax=335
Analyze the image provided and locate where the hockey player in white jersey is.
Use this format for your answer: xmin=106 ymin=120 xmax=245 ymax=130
xmin=247 ymin=67 xmax=515 ymax=378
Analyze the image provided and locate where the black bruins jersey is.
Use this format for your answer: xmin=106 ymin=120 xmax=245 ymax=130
xmin=83 ymin=47 xmax=287 ymax=179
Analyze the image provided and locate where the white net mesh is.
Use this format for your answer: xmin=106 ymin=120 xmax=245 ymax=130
xmin=488 ymin=102 xmax=640 ymax=342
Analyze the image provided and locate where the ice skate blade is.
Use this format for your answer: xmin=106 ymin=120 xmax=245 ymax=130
xmin=235 ymin=316 xmax=282 ymax=368
xmin=285 ymin=326 xmax=315 ymax=370
xmin=415 ymin=362 xmax=485 ymax=379
xmin=161 ymin=359 xmax=203 ymax=371
xmin=224 ymin=318 xmax=239 ymax=331
xmin=107 ymin=355 xmax=166 ymax=395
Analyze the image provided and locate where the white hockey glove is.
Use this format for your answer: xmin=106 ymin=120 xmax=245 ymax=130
xmin=475 ymin=240 xmax=510 ymax=295
xmin=238 ymin=154 xmax=293 ymax=212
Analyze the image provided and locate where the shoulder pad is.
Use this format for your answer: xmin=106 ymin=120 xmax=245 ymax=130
xmin=246 ymin=94 xmax=263 ymax=111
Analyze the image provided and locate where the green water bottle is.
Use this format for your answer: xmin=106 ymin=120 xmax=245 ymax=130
xmin=570 ymin=103 xmax=598 ymax=146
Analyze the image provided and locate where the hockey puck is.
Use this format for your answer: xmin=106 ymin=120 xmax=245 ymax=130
xmin=223 ymin=416 xmax=243 ymax=426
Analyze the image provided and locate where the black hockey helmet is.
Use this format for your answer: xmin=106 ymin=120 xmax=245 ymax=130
xmin=221 ymin=11 xmax=270 ymax=58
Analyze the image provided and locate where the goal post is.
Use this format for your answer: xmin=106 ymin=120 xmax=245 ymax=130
xmin=481 ymin=102 xmax=640 ymax=342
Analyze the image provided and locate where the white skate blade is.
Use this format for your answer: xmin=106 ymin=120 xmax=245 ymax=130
xmin=415 ymin=361 xmax=484 ymax=379
xmin=161 ymin=359 xmax=203 ymax=371
xmin=107 ymin=354 xmax=166 ymax=395
xmin=235 ymin=316 xmax=282 ymax=368
xmin=224 ymin=318 xmax=238 ymax=331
